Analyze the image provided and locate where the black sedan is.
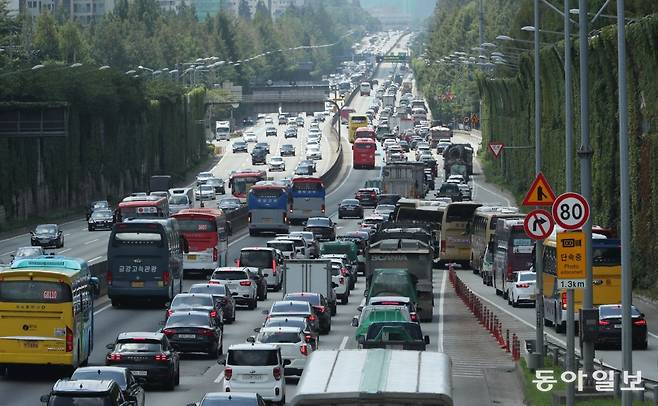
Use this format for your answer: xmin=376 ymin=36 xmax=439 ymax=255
xmin=232 ymin=140 xmax=248 ymax=153
xmin=256 ymin=142 xmax=270 ymax=154
xmin=105 ymin=332 xmax=180 ymax=389
xmin=338 ymin=199 xmax=364 ymax=219
xmin=355 ymin=188 xmax=378 ymax=207
xmin=31 ymin=224 xmax=64 ymax=248
xmin=163 ymin=311 xmax=224 ymax=357
xmin=88 ymin=209 xmax=114 ymax=231
xmin=206 ymin=178 xmax=225 ymax=194
xmin=304 ymin=217 xmax=336 ymax=241
xmin=166 ymin=293 xmax=224 ymax=327
xmin=71 ymin=366 xmax=145 ymax=406
xmin=86 ymin=200 xmax=110 ymax=220
xmin=188 ymin=283 xmax=236 ymax=323
xmin=242 ymin=117 xmax=254 ymax=126
xmin=283 ymin=292 xmax=332 ymax=334
xmin=595 ymin=304 xmax=647 ymax=350
xmin=265 ymin=127 xmax=277 ymax=137
xmin=295 ymin=163 xmax=314 ymax=176
xmin=280 ymin=143 xmax=296 ymax=156
xmin=251 ymin=147 xmax=267 ymax=165
xmin=218 ymin=197 xmax=242 ymax=213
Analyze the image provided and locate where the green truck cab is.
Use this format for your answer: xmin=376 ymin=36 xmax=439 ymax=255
xmin=360 ymin=321 xmax=430 ymax=351
xmin=366 ymin=268 xmax=418 ymax=304
xmin=352 ymin=305 xmax=411 ymax=342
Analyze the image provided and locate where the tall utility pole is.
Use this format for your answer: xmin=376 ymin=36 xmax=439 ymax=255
xmin=577 ymin=0 xmax=595 ymax=380
xmin=478 ymin=0 xmax=484 ymax=128
xmin=617 ymin=0 xmax=632 ymax=404
xmin=533 ymin=0 xmax=545 ymax=367
xmin=564 ymin=2 xmax=574 ymax=404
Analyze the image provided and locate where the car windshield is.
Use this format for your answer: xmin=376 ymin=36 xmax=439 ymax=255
xmin=47 ymin=396 xmax=115 ymax=406
xmin=189 ymin=285 xmax=227 ymax=296
xmin=35 ymin=225 xmax=56 ymax=234
xmin=239 ymin=250 xmax=273 ymax=268
xmin=264 ymin=318 xmax=306 ymax=330
xmin=307 ymin=218 xmax=330 ymax=227
xmin=15 ymin=247 xmax=43 ymax=257
xmin=70 ymin=370 xmax=127 ymax=387
xmin=375 ymin=205 xmax=395 ymax=212
xmin=206 ymin=179 xmax=222 ymax=186
xmin=341 ymin=199 xmax=360 ymax=206
xmin=199 ymin=172 xmax=212 ymax=178
xmin=227 ymin=350 xmax=279 ymax=366
xmin=171 ymin=295 xmax=212 ymax=308
xmin=600 ymin=306 xmax=641 ymax=318
xmin=92 ymin=201 xmax=109 ymax=210
xmin=282 ymin=145 xmax=293 ymax=150
xmin=165 ymin=313 xmax=211 ymax=327
xmin=258 ymin=331 xmax=302 ymax=344
xmin=114 ymin=340 xmax=162 ymax=353
xmin=219 ymin=198 xmax=240 ymax=207
xmin=267 ymin=241 xmax=293 ymax=251
xmin=212 ymin=271 xmax=248 ymax=280
xmin=518 ymin=273 xmax=536 ymax=282
xmin=284 ymin=294 xmax=320 ymax=306
xmin=365 ymin=323 xmax=423 ymax=340
xmin=91 ymin=210 xmax=112 ymax=219
xmin=271 ymin=302 xmax=309 ymax=313
xmin=169 ymin=195 xmax=189 ymax=205
xmin=234 ymin=142 xmax=246 ymax=146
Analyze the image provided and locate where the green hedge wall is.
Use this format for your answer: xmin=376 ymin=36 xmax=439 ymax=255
xmin=479 ymin=14 xmax=658 ymax=288
xmin=0 ymin=67 xmax=207 ymax=224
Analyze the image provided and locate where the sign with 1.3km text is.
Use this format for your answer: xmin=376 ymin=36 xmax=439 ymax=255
xmin=556 ymin=231 xmax=586 ymax=289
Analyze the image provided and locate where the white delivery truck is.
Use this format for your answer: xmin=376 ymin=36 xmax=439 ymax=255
xmin=283 ymin=259 xmax=337 ymax=315
xmin=215 ymin=120 xmax=231 ymax=140
xmin=381 ymin=162 xmax=428 ymax=199
xmin=290 ymin=349 xmax=453 ymax=406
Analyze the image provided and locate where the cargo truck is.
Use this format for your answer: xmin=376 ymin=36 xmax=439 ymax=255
xmin=442 ymin=143 xmax=473 ymax=178
xmin=149 ymin=175 xmax=172 ymax=193
xmin=283 ymin=259 xmax=337 ymax=315
xmin=381 ymin=162 xmax=427 ymax=198
xmin=365 ymin=238 xmax=434 ymax=322
xmin=215 ymin=120 xmax=230 ymax=140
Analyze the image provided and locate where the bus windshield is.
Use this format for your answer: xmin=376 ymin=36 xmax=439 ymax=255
xmin=292 ymin=181 xmax=324 ymax=194
xmin=112 ymin=231 xmax=163 ymax=247
xmin=0 ymin=280 xmax=72 ymax=303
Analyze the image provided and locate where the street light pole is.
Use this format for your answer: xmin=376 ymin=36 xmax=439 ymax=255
xmin=577 ymin=0 xmax=595 ymax=381
xmin=617 ymin=0 xmax=632 ymax=404
xmin=532 ymin=0 xmax=545 ymax=368
xmin=326 ymin=99 xmax=342 ymax=152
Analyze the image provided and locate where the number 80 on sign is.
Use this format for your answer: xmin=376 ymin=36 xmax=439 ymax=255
xmin=552 ymin=192 xmax=590 ymax=230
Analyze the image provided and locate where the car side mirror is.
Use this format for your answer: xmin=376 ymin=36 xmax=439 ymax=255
xmin=217 ymin=356 xmax=226 ymax=365
xmin=106 ymin=343 xmax=114 ymax=350
xmin=246 ymin=336 xmax=256 ymax=343
xmin=357 ymin=305 xmax=363 ymax=312
xmin=261 ymin=309 xmax=269 ymax=315
xmin=253 ymin=327 xmax=261 ymax=333
xmin=283 ymin=359 xmax=292 ymax=366
xmin=331 ymin=282 xmax=338 ymax=288
xmin=641 ymin=313 xmax=646 ymax=318
xmin=40 ymin=395 xmax=50 ymax=403
xmin=351 ymin=317 xmax=359 ymax=327
xmin=424 ymin=335 xmax=430 ymax=345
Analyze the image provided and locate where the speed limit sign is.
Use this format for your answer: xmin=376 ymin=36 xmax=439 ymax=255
xmin=552 ymin=192 xmax=590 ymax=230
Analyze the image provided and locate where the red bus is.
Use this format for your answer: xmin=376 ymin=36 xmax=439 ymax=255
xmin=229 ymin=169 xmax=267 ymax=200
xmin=352 ymin=138 xmax=376 ymax=169
xmin=173 ymin=208 xmax=229 ymax=276
xmin=117 ymin=195 xmax=169 ymax=222
xmin=354 ymin=126 xmax=376 ymax=141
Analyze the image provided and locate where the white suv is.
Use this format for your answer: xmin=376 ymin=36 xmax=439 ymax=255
xmin=508 ymin=271 xmax=537 ymax=308
xmin=210 ymin=267 xmax=258 ymax=310
xmin=253 ymin=326 xmax=312 ymax=377
xmin=239 ymin=248 xmax=284 ymax=291
xmin=325 ymin=258 xmax=349 ymax=305
xmin=222 ymin=343 xmax=285 ymax=405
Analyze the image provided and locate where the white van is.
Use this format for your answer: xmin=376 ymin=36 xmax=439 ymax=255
xmin=215 ymin=121 xmax=231 ymax=140
xmin=222 ymin=343 xmax=286 ymax=404
xmin=360 ymin=82 xmax=372 ymax=96
xmin=239 ymin=247 xmax=285 ymax=291
xmin=266 ymin=240 xmax=296 ymax=260
xmin=168 ymin=188 xmax=194 ymax=214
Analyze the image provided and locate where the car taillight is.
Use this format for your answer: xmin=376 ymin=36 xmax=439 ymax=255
xmin=240 ymin=280 xmax=252 ymax=286
xmin=314 ymin=306 xmax=326 ymax=313
xmin=163 ymin=271 xmax=171 ymax=285
xmin=634 ymin=319 xmax=647 ymax=326
xmin=197 ymin=328 xmax=215 ymax=336
xmin=213 ymin=247 xmax=218 ymax=262
xmin=300 ymin=344 xmax=309 ymax=356
xmin=410 ymin=312 xmax=418 ymax=322
xmin=162 ymin=329 xmax=175 ymax=336
xmin=561 ymin=291 xmax=567 ymax=310
xmin=598 ymin=320 xmax=610 ymax=326
xmin=516 ymin=283 xmax=530 ymax=288
xmin=273 ymin=367 xmax=282 ymax=381
xmin=210 ymin=310 xmax=217 ymax=319
xmin=66 ymin=326 xmax=73 ymax=352
xmin=154 ymin=354 xmax=169 ymax=361
xmin=108 ymin=353 xmax=121 ymax=361
xmin=224 ymin=367 xmax=232 ymax=381
xmin=308 ymin=314 xmax=317 ymax=322
xmin=340 ymin=267 xmax=348 ymax=276
xmin=107 ymin=270 xmax=112 ymax=286
xmin=236 ymin=259 xmax=240 ymax=266
xmin=167 ymin=309 xmax=174 ymax=317
xmin=305 ymin=334 xmax=312 ymax=342
xmin=321 ymin=204 xmax=325 ymax=213
xmin=440 ymin=240 xmax=446 ymax=253
xmin=272 ymin=260 xmax=277 ymax=275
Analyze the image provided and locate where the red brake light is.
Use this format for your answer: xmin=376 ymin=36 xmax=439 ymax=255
xmin=213 ymin=247 xmax=218 ymax=262
xmin=516 ymin=283 xmax=530 ymax=288
xmin=598 ymin=320 xmax=610 ymax=326
xmin=634 ymin=319 xmax=647 ymax=326
xmin=300 ymin=344 xmax=309 ymax=356
xmin=197 ymin=328 xmax=215 ymax=336
xmin=340 ymin=267 xmax=348 ymax=276
xmin=108 ymin=353 xmax=121 ymax=361
xmin=66 ymin=326 xmax=73 ymax=352
xmin=236 ymin=259 xmax=240 ymax=266
xmin=314 ymin=306 xmax=326 ymax=313
xmin=162 ymin=328 xmax=175 ymax=336
xmin=561 ymin=291 xmax=567 ymax=310
xmin=107 ymin=271 xmax=112 ymax=286
xmin=272 ymin=259 xmax=277 ymax=275
xmin=167 ymin=309 xmax=174 ymax=317
xmin=410 ymin=312 xmax=418 ymax=322
xmin=210 ymin=310 xmax=217 ymax=319
xmin=163 ymin=271 xmax=171 ymax=285
xmin=308 ymin=314 xmax=317 ymax=321
xmin=224 ymin=367 xmax=232 ymax=380
xmin=240 ymin=280 xmax=252 ymax=286
xmin=273 ymin=367 xmax=282 ymax=381
xmin=305 ymin=334 xmax=312 ymax=342
xmin=154 ymin=354 xmax=169 ymax=361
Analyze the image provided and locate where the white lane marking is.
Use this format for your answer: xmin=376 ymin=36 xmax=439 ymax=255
xmin=59 ymin=248 xmax=72 ymax=254
xmin=88 ymin=256 xmax=104 ymax=263
xmin=64 ymin=233 xmax=72 ymax=237
xmin=1 ymin=251 xmax=14 ymax=256
xmin=649 ymin=332 xmax=658 ymax=340
xmin=339 ymin=336 xmax=349 ymax=350
xmin=84 ymin=238 xmax=99 ymax=245
xmin=438 ymin=270 xmax=447 ymax=352
xmin=93 ymin=303 xmax=112 ymax=316
xmin=214 ymin=371 xmax=225 ymax=383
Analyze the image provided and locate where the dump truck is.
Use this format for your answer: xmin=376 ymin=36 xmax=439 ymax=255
xmin=381 ymin=162 xmax=427 ymax=199
xmin=442 ymin=143 xmax=473 ymax=178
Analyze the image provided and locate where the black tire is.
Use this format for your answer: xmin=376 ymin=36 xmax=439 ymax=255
xmin=511 ymin=294 xmax=517 ymax=307
xmin=544 ymin=317 xmax=554 ymax=327
xmin=165 ymin=372 xmax=176 ymax=390
xmin=331 ymin=304 xmax=337 ymax=316
xmin=340 ymin=296 xmax=348 ymax=305
xmin=248 ymin=298 xmax=257 ymax=310
xmin=640 ymin=340 xmax=648 ymax=350
xmin=88 ymin=226 xmax=93 ymax=231
xmin=175 ymin=367 xmax=180 ymax=386
xmin=111 ymin=298 xmax=121 ymax=308
xmin=249 ymin=229 xmax=255 ymax=237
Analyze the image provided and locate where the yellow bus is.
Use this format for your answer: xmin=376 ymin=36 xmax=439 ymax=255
xmin=439 ymin=202 xmax=482 ymax=268
xmin=542 ymin=230 xmax=621 ymax=333
xmin=470 ymin=206 xmax=522 ymax=274
xmin=348 ymin=114 xmax=369 ymax=143
xmin=0 ymin=256 xmax=99 ymax=371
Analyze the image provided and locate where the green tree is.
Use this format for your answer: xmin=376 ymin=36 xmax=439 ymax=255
xmin=238 ymin=0 xmax=251 ymax=21
xmin=59 ymin=21 xmax=88 ymax=64
xmin=33 ymin=12 xmax=60 ymax=61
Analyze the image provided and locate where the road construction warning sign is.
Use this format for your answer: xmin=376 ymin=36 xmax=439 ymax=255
xmin=522 ymin=172 xmax=556 ymax=206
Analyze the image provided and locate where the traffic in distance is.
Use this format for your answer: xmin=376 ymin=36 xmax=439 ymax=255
xmin=0 ymin=29 xmax=646 ymax=406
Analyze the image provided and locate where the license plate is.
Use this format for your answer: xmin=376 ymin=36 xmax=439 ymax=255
xmin=304 ymin=210 xmax=311 ymax=213
xmin=187 ymin=255 xmax=197 ymax=260
xmin=23 ymin=341 xmax=38 ymax=348
xmin=243 ymin=374 xmax=264 ymax=381
xmin=131 ymin=281 xmax=144 ymax=288
xmin=614 ymin=325 xmax=622 ymax=329
xmin=132 ymin=370 xmax=148 ymax=376
xmin=177 ymin=334 xmax=196 ymax=339
xmin=530 ymin=295 xmax=536 ymax=300
xmin=263 ymin=218 xmax=272 ymax=223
